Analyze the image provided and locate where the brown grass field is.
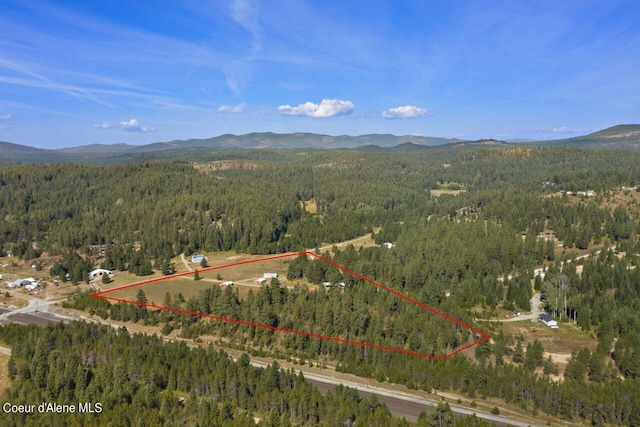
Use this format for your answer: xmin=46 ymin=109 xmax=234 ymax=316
xmin=497 ymin=321 xmax=597 ymax=355
xmin=102 ymin=254 xmax=310 ymax=306
xmin=431 ymin=188 xmax=466 ymax=197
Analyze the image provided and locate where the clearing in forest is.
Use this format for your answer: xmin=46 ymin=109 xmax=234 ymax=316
xmin=93 ymin=252 xmax=490 ymax=360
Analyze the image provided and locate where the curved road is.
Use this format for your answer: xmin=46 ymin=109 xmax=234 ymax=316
xmin=1 ymin=301 xmax=540 ymax=427
xmin=246 ymin=359 xmax=540 ymax=426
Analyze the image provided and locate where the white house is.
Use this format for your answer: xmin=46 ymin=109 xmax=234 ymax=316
xmin=254 ymin=278 xmax=267 ymax=285
xmin=90 ymin=269 xmax=111 ymax=280
xmin=382 ymin=242 xmax=394 ymax=249
xmin=25 ymin=283 xmax=39 ymax=291
xmin=191 ymin=254 xmax=208 ymax=263
xmin=221 ymin=281 xmax=234 ymax=287
xmin=7 ymin=278 xmax=35 ymax=288
xmin=263 ymin=273 xmax=278 ymax=279
xmin=539 ymin=313 xmax=558 ymax=328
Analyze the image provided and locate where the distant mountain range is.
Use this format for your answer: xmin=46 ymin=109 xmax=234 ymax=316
xmin=1 ymin=125 xmax=639 ymax=164
xmin=539 ymin=124 xmax=640 ymax=149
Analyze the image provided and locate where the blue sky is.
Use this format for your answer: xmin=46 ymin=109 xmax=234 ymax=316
xmin=1 ymin=0 xmax=639 ymax=149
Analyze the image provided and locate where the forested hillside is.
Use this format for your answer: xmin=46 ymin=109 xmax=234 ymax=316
xmin=0 ymin=322 xmax=425 ymax=426
xmin=2 ymin=145 xmax=640 ymax=424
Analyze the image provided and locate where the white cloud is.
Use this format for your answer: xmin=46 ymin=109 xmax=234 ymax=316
xmin=381 ymin=105 xmax=428 ymax=119
xmin=0 ymin=113 xmax=14 ymax=129
xmin=92 ymin=122 xmax=114 ymax=129
xmin=230 ymin=0 xmax=263 ymax=51
xmin=93 ymin=118 xmax=155 ymax=132
xmin=277 ymin=99 xmax=355 ymax=118
xmin=553 ymin=126 xmax=588 ymax=133
xmin=217 ymin=103 xmax=246 ymax=113
xmin=120 ymin=118 xmax=155 ymax=132
xmin=224 ymin=0 xmax=263 ymax=94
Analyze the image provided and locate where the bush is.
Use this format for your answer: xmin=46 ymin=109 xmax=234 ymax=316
xmin=491 ymin=407 xmax=500 ymax=415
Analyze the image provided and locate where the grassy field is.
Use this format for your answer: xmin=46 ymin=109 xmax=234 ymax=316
xmin=101 ymin=254 xmax=310 ymax=306
xmin=431 ymin=181 xmax=467 ymax=197
xmin=497 ymin=321 xmax=597 ymax=355
xmin=0 ymin=292 xmax=28 ymax=308
xmin=301 ymin=198 xmax=318 ymax=214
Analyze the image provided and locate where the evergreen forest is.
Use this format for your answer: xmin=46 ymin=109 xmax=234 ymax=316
xmin=1 ymin=144 xmax=640 ymax=425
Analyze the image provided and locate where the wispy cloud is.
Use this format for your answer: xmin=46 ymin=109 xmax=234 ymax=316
xmin=230 ymin=0 xmax=263 ymax=53
xmin=225 ymin=0 xmax=263 ymax=94
xmin=0 ymin=58 xmax=113 ymax=107
xmin=93 ymin=118 xmax=155 ymax=133
xmin=277 ymin=99 xmax=354 ymax=118
xmin=382 ymin=105 xmax=429 ymax=119
xmin=217 ymin=103 xmax=246 ymax=113
xmin=93 ymin=123 xmax=113 ymax=130
xmin=0 ymin=112 xmax=13 ymax=130
xmin=553 ymin=126 xmax=589 ymax=133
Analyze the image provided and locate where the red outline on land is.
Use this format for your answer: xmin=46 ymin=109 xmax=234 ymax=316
xmin=92 ymin=251 xmax=490 ymax=360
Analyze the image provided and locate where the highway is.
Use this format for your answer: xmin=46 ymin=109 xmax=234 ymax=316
xmin=247 ymin=360 xmax=539 ymax=426
xmin=0 ymin=302 xmax=540 ymax=426
xmin=0 ymin=305 xmax=72 ymax=327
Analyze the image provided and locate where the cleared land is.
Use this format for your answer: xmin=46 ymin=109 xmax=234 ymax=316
xmin=103 ymin=255 xmax=302 ymax=304
xmin=431 ymin=188 xmax=466 ymax=197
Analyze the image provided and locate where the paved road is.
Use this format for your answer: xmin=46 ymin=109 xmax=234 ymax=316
xmin=0 ymin=329 xmax=539 ymax=426
xmin=304 ymin=372 xmax=539 ymax=426
xmin=0 ymin=290 xmax=540 ymax=426
xmin=0 ymin=297 xmax=59 ymax=321
xmin=0 ymin=305 xmax=71 ymax=327
xmin=246 ymin=359 xmax=539 ymax=426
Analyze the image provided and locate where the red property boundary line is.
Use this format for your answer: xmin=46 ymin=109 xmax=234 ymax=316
xmin=92 ymin=251 xmax=490 ymax=360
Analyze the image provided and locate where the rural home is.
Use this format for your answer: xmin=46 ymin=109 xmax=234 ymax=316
xmin=90 ymin=268 xmax=111 ymax=280
xmin=6 ymin=277 xmax=38 ymax=288
xmin=539 ymin=313 xmax=558 ymax=328
xmin=191 ymin=254 xmax=208 ymax=263
xmin=221 ymin=281 xmax=234 ymax=287
xmin=254 ymin=278 xmax=267 ymax=285
xmin=263 ymin=273 xmax=278 ymax=279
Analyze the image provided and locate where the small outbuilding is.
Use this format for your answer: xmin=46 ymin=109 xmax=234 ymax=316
xmin=539 ymin=313 xmax=558 ymax=328
xmin=254 ymin=278 xmax=267 ymax=286
xmin=263 ymin=273 xmax=278 ymax=279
